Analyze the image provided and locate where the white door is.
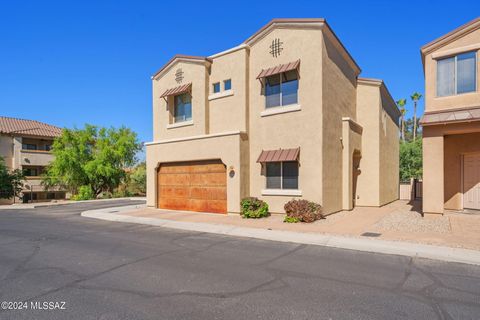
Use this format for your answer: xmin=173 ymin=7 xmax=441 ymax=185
xmin=464 ymin=153 xmax=480 ymax=210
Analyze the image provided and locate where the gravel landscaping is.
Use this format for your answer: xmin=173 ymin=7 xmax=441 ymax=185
xmin=373 ymin=209 xmax=451 ymax=233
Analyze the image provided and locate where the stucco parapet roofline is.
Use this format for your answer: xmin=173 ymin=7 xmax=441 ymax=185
xmin=144 ymin=131 xmax=245 ymax=146
xmin=342 ymin=117 xmax=363 ymax=134
xmin=243 ymin=18 xmax=361 ymax=75
xmin=420 ymin=17 xmax=480 ymax=64
xmin=357 ymin=78 xmax=401 ymax=118
xmin=151 ymin=55 xmax=212 ymax=80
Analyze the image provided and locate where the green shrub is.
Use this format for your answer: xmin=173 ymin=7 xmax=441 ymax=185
xmin=72 ymin=185 xmax=95 ymax=201
xmin=240 ymin=197 xmax=269 ymax=219
xmin=284 ymin=199 xmax=323 ymax=223
xmin=283 ymin=216 xmax=300 ymax=223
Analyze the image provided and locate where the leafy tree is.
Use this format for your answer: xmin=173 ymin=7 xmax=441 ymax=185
xmin=410 ymin=92 xmax=422 ymax=142
xmin=396 ymin=98 xmax=407 ymax=141
xmin=0 ymin=156 xmax=25 ymax=200
xmin=128 ymin=162 xmax=146 ymax=195
xmin=399 ymin=139 xmax=422 ymax=181
xmin=43 ymin=125 xmax=142 ymax=197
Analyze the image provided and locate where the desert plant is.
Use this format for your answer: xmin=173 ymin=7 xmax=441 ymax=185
xmin=284 ymin=199 xmax=323 ymax=223
xmin=72 ymin=185 xmax=95 ymax=201
xmin=240 ymin=197 xmax=269 ymax=219
xmin=283 ymin=216 xmax=300 ymax=223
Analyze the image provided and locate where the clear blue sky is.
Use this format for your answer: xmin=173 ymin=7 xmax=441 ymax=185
xmin=1 ymin=0 xmax=479 ymax=148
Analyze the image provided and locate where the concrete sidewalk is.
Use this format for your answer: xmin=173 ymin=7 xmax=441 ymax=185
xmin=0 ymin=197 xmax=146 ymax=210
xmin=81 ymin=203 xmax=480 ymax=266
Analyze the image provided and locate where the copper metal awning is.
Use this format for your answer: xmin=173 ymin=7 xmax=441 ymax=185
xmin=160 ymin=83 xmax=192 ymax=99
xmin=420 ymin=106 xmax=480 ymax=126
xmin=256 ymin=60 xmax=300 ymax=80
xmin=256 ymin=148 xmax=300 ymax=163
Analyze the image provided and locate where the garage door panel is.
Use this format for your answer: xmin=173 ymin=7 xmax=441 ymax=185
xmin=159 ymin=186 xmax=190 ymax=199
xmin=157 ymin=160 xmax=227 ymax=214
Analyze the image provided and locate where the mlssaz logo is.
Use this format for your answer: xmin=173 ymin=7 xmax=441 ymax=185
xmin=269 ymin=38 xmax=283 ymax=57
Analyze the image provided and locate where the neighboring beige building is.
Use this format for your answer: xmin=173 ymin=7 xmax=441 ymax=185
xmin=0 ymin=116 xmax=66 ymax=204
xmin=146 ymin=18 xmax=400 ymax=214
xmin=420 ymin=17 xmax=480 ymax=215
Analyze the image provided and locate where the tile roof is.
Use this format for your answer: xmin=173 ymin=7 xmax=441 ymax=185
xmin=420 ymin=106 xmax=480 ymax=126
xmin=0 ymin=116 xmax=63 ymax=137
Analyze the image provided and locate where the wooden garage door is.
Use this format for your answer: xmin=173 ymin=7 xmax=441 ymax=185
xmin=157 ymin=160 xmax=227 ymax=214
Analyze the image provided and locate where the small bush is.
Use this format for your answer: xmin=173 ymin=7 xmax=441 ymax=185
xmin=240 ymin=197 xmax=269 ymax=219
xmin=284 ymin=199 xmax=323 ymax=223
xmin=72 ymin=185 xmax=95 ymax=201
xmin=283 ymin=216 xmax=300 ymax=223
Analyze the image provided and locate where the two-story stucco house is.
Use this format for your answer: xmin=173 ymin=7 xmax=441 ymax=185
xmin=420 ymin=17 xmax=480 ymax=215
xmin=0 ymin=116 xmax=66 ymax=204
xmin=146 ymin=18 xmax=400 ymax=215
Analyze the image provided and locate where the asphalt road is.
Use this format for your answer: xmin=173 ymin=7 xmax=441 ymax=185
xmin=0 ymin=200 xmax=479 ymax=320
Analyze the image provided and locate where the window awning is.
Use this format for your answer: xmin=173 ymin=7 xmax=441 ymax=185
xmin=160 ymin=83 xmax=192 ymax=99
xmin=256 ymin=60 xmax=300 ymax=80
xmin=256 ymin=148 xmax=300 ymax=163
xmin=420 ymin=106 xmax=480 ymax=126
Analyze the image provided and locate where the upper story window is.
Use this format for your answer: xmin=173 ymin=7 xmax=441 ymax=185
xmin=213 ymin=82 xmax=220 ymax=93
xmin=437 ymin=51 xmax=477 ymax=97
xmin=24 ymin=168 xmax=38 ymax=176
xmin=224 ymin=79 xmax=232 ymax=91
xmin=266 ymin=161 xmax=299 ymax=190
xmin=174 ymin=93 xmax=192 ymax=123
xmin=45 ymin=144 xmax=52 ymax=151
xmin=22 ymin=143 xmax=37 ymax=150
xmin=265 ymin=70 xmax=298 ymax=108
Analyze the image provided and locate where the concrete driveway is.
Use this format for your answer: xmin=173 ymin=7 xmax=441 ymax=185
xmin=0 ymin=200 xmax=479 ymax=319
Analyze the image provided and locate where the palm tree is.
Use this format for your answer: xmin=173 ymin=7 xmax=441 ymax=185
xmin=396 ymin=98 xmax=407 ymax=142
xmin=410 ymin=92 xmax=422 ymax=141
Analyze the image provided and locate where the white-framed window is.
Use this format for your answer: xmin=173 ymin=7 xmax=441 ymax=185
xmin=265 ymin=70 xmax=298 ymax=108
xmin=213 ymin=82 xmax=220 ymax=93
xmin=173 ymin=93 xmax=192 ymax=123
xmin=266 ymin=161 xmax=299 ymax=189
xmin=437 ymin=51 xmax=477 ymax=97
xmin=224 ymin=79 xmax=232 ymax=91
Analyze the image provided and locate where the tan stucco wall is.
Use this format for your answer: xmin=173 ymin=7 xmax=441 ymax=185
xmin=379 ymin=86 xmax=400 ymax=205
xmin=423 ymin=122 xmax=480 ymax=214
xmin=321 ymin=32 xmax=358 ymax=214
xmin=248 ymin=28 xmax=324 ymax=213
xmin=209 ymin=48 xmax=249 ymax=134
xmin=355 ymin=81 xmax=400 ymax=207
xmin=0 ymin=135 xmax=13 ymax=169
xmin=355 ymin=83 xmax=380 ymax=206
xmin=424 ymin=28 xmax=480 ymax=113
xmin=152 ymin=61 xmax=209 ymax=140
xmin=444 ymin=132 xmax=480 ymax=210
xmin=146 ymin=132 xmax=247 ymax=213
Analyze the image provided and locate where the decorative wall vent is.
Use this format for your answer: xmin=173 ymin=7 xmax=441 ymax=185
xmin=175 ymin=68 xmax=184 ymax=83
xmin=269 ymin=38 xmax=283 ymax=57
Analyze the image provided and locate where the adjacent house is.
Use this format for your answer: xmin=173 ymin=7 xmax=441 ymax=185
xmin=420 ymin=17 xmax=480 ymax=215
xmin=146 ymin=18 xmax=400 ymax=214
xmin=0 ymin=116 xmax=66 ymax=204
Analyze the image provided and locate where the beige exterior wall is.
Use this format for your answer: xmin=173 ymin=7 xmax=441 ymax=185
xmin=0 ymin=135 xmax=13 ymax=169
xmin=321 ymin=32 xmax=358 ymax=214
xmin=146 ymin=20 xmax=399 ymax=215
xmin=153 ymin=61 xmax=210 ymax=140
xmin=248 ymin=28 xmax=325 ymax=213
xmin=421 ymin=19 xmax=480 ymax=214
xmin=424 ymin=28 xmax=480 ymax=113
xmin=209 ymin=48 xmax=249 ymax=134
xmin=356 ymin=81 xmax=400 ymax=207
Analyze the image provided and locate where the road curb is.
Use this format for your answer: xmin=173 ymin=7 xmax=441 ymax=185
xmin=0 ymin=197 xmax=146 ymax=210
xmin=81 ymin=204 xmax=480 ymax=266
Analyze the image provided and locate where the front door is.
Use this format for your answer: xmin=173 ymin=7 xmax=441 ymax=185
xmin=463 ymin=153 xmax=480 ymax=210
